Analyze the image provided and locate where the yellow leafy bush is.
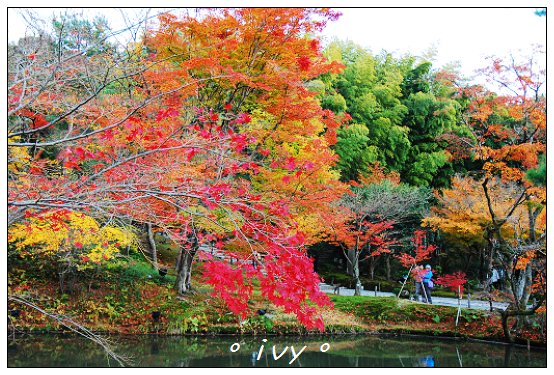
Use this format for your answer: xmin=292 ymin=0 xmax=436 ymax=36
xmin=8 ymin=210 xmax=135 ymax=264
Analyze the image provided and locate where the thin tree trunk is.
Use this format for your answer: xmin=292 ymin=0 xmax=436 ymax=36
xmin=397 ymin=264 xmax=413 ymax=298
xmin=485 ymin=240 xmax=495 ymax=290
xmin=146 ymin=223 xmax=158 ymax=269
xmin=346 ymin=249 xmax=355 ymax=276
xmin=528 ymin=203 xmax=537 ymax=243
xmin=353 ymin=257 xmax=362 ymax=296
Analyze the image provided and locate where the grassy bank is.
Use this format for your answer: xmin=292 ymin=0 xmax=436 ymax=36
xmin=8 ymin=256 xmax=545 ymax=346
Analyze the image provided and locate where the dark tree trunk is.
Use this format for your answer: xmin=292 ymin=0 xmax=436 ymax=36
xmin=174 ymin=230 xmax=199 ymax=295
xmin=498 ymin=294 xmax=545 ymax=342
xmin=368 ymin=257 xmax=376 ymax=280
xmin=514 ymin=204 xmax=542 ymax=328
xmin=482 ymin=227 xmax=495 ymax=287
xmin=343 ymin=248 xmax=362 ymax=295
xmin=385 ymin=254 xmax=391 ymax=281
xmin=500 ymin=310 xmax=514 ymax=343
xmin=174 ymin=247 xmax=197 ymax=295
xmin=478 ymin=246 xmax=485 ymax=282
xmin=503 ymin=344 xmax=513 ymax=366
xmin=463 ymin=253 xmax=473 ymax=275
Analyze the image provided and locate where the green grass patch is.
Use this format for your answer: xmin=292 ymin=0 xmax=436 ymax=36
xmin=330 ymin=295 xmax=481 ymax=324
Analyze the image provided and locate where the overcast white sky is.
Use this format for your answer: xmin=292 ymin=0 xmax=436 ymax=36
xmin=322 ymin=8 xmax=546 ymax=80
xmin=7 ymin=7 xmax=546 ymax=85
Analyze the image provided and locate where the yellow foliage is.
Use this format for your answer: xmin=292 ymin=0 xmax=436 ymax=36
xmin=8 ymin=136 xmax=31 ymax=174
xmin=8 ymin=211 xmax=135 ymax=263
xmin=191 ymin=206 xmax=243 ymax=235
xmin=515 ymin=251 xmax=535 ymax=271
xmin=423 ymin=176 xmax=538 ymax=246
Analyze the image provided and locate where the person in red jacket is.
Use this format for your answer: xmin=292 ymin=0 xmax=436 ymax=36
xmin=412 ymin=265 xmax=424 ymax=302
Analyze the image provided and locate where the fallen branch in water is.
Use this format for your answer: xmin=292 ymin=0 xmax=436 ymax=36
xmin=8 ymin=295 xmax=132 ymax=367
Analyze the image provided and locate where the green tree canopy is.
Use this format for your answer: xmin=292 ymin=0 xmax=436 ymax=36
xmin=321 ymin=40 xmax=469 ymax=187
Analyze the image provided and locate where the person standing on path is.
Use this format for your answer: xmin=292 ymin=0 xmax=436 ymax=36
xmin=412 ymin=265 xmax=424 ymax=302
xmin=422 ymin=264 xmax=433 ymax=304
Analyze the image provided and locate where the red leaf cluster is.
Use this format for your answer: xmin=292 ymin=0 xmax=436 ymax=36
xmin=396 ymin=230 xmax=437 ymax=268
xmin=435 ymin=272 xmax=467 ymax=296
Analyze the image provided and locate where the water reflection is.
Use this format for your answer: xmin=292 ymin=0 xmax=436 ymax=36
xmin=7 ymin=334 xmax=546 ymax=368
xmin=417 ymin=355 xmax=435 ymax=367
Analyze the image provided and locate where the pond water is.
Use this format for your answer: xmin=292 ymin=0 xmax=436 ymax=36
xmin=8 ymin=334 xmax=546 ymax=367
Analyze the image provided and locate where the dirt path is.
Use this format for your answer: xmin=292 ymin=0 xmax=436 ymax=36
xmin=319 ymin=283 xmax=510 ymax=311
